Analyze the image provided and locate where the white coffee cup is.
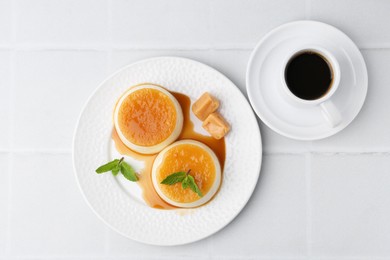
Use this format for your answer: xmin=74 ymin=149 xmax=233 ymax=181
xmin=280 ymin=46 xmax=342 ymax=127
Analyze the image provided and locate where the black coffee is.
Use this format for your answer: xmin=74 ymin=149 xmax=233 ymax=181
xmin=285 ymin=51 xmax=333 ymax=100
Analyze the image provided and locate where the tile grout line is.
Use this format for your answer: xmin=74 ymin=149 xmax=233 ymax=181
xmin=103 ymin=0 xmax=114 ymax=255
xmin=107 ymin=0 xmax=113 ymax=75
xmin=305 ymin=152 xmax=312 ymax=257
xmin=104 ymin=227 xmax=110 ymax=255
xmin=3 ymin=256 xmax=390 ymax=260
xmin=263 ymin=150 xmax=390 ymax=156
xmin=4 ymin=152 xmax=11 ymax=257
xmin=2 ymin=150 xmax=390 ymax=156
xmin=207 ymin=236 xmax=213 ymax=259
xmin=106 ymin=47 xmax=113 ymax=75
xmin=1 ymin=45 xmax=390 ymax=52
xmin=208 ymin=256 xmax=315 ymax=260
xmin=5 ymin=0 xmax=17 ymax=254
xmin=4 ymin=151 xmax=12 ymax=256
xmin=0 ymin=149 xmax=72 ymax=154
xmin=4 ymin=50 xmax=15 ymax=257
xmin=208 ymin=0 xmax=215 ymax=50
xmin=310 ymin=150 xmax=390 ymax=155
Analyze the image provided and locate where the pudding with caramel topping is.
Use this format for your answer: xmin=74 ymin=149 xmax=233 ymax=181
xmin=114 ymin=84 xmax=183 ymax=154
xmin=152 ymin=140 xmax=221 ymax=208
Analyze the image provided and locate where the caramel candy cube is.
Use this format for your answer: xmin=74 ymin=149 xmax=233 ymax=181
xmin=202 ymin=112 xmax=230 ymax=139
xmin=192 ymin=92 xmax=220 ymax=121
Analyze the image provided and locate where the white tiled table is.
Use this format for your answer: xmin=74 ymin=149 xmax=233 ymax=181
xmin=1 ymin=0 xmax=390 ymax=259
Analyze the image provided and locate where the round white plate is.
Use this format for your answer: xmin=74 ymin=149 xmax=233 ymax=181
xmin=247 ymin=21 xmax=368 ymax=140
xmin=73 ymin=57 xmax=262 ymax=246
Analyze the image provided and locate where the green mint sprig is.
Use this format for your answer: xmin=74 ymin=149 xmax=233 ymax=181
xmin=161 ymin=170 xmax=203 ymax=197
xmin=95 ymin=157 xmax=138 ymax=182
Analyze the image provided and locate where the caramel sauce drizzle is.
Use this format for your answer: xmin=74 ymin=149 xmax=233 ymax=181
xmin=112 ymin=92 xmax=225 ymax=209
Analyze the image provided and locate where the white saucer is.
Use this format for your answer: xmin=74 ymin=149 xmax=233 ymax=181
xmin=246 ymin=21 xmax=368 ymax=140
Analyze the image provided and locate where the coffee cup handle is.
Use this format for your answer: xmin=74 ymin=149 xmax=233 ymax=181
xmin=320 ymin=100 xmax=342 ymax=128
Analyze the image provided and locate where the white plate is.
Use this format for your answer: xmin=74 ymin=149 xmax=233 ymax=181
xmin=247 ymin=21 xmax=368 ymax=140
xmin=73 ymin=57 xmax=262 ymax=246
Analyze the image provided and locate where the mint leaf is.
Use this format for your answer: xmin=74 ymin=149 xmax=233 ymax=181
xmin=112 ymin=164 xmax=120 ymax=176
xmin=181 ymin=176 xmax=189 ymax=189
xmin=96 ymin=159 xmax=119 ymax=173
xmin=187 ymin=175 xmax=203 ymax=197
xmin=161 ymin=170 xmax=203 ymax=197
xmin=161 ymin=172 xmax=187 ymax=185
xmin=120 ymin=161 xmax=138 ymax=182
xmin=95 ymin=157 xmax=138 ymax=182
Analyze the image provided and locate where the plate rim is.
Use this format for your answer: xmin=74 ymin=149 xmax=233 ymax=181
xmin=72 ymin=56 xmax=263 ymax=245
xmin=246 ymin=20 xmax=368 ymax=141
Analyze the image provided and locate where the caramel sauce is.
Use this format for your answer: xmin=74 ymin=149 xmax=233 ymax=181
xmin=112 ymin=92 xmax=225 ymax=209
xmin=175 ymin=93 xmax=226 ymax=171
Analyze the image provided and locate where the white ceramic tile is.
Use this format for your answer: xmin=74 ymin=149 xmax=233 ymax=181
xmin=7 ymin=153 xmax=107 ymax=256
xmin=260 ymin=120 xmax=311 ymax=154
xmin=0 ymin=51 xmax=11 ymax=150
xmin=15 ymin=0 xmax=108 ymax=44
xmin=211 ymin=154 xmax=306 ymax=256
xmin=0 ymin=154 xmax=9 ymax=256
xmin=111 ymin=50 xmax=248 ymax=92
xmin=107 ymin=229 xmax=211 ymax=257
xmin=0 ymin=0 xmax=12 ymax=44
xmin=111 ymin=0 xmax=211 ymax=47
xmin=311 ymin=0 xmax=390 ymax=47
xmin=311 ymin=154 xmax=390 ymax=256
xmin=13 ymin=51 xmax=107 ymax=150
xmin=110 ymin=50 xmax=212 ymax=74
xmin=209 ymin=50 xmax=250 ymax=96
xmin=211 ymin=0 xmax=306 ymax=47
xmin=312 ymin=50 xmax=390 ymax=152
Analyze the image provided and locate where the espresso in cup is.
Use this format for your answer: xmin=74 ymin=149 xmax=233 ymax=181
xmin=284 ymin=51 xmax=333 ymax=100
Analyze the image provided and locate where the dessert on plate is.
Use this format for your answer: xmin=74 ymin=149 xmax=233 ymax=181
xmin=152 ymin=140 xmax=221 ymax=208
xmin=98 ymin=83 xmax=230 ymax=209
xmin=114 ymin=84 xmax=183 ymax=154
